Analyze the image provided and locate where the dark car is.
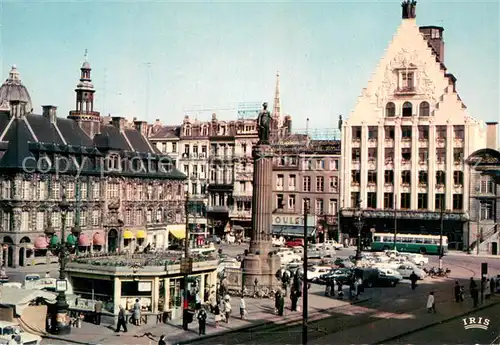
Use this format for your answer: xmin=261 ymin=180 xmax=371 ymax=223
xmin=318 ymin=268 xmax=352 ymax=285
xmin=206 ymin=235 xmax=221 ymax=245
xmin=354 ymin=268 xmax=400 ymax=287
xmin=334 ymin=258 xmax=354 ymax=268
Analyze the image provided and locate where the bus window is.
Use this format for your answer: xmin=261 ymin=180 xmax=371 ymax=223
xmin=374 ymin=236 xmax=381 ymax=242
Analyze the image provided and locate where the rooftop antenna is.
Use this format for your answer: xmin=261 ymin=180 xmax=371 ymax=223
xmin=144 ymin=62 xmax=152 ymax=120
xmin=84 ymin=48 xmax=88 ymax=61
xmin=102 ymin=68 xmax=108 ymax=117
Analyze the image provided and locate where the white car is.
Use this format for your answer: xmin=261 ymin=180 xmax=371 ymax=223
xmin=306 ymin=266 xmax=332 ymax=281
xmin=377 ymin=268 xmax=403 ymax=281
xmin=277 ymin=251 xmax=301 ymax=265
xmin=396 ymin=263 xmax=426 ymax=279
xmin=323 ymin=240 xmax=343 ymax=250
xmin=403 ymin=253 xmax=429 ymax=266
xmin=0 ymin=321 xmax=42 ymax=345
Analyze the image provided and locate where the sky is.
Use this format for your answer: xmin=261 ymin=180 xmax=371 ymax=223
xmin=0 ymin=0 xmax=498 ymax=134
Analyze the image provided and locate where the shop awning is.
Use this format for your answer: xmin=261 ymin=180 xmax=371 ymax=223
xmin=78 ymin=234 xmax=90 ymax=246
xmin=93 ymin=232 xmax=105 ymax=246
xmin=123 ymin=230 xmax=134 ymax=240
xmin=34 ymin=236 xmax=48 ymax=249
xmin=272 ymin=226 xmax=316 ymax=237
xmin=66 ymin=234 xmax=77 ymax=245
xmin=136 ymin=230 xmax=146 ymax=239
xmin=169 ymin=228 xmax=186 ymax=239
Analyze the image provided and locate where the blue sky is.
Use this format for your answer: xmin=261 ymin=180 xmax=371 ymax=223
xmin=0 ymin=0 xmax=498 ymax=133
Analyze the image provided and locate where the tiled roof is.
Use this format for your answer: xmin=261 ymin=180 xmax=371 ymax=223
xmin=0 ymin=112 xmax=185 ymax=179
xmin=149 ymin=125 xmax=180 ymax=140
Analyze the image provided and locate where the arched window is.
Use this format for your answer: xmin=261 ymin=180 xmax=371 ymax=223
xmin=402 ymin=102 xmax=413 ymax=117
xmin=385 ymin=102 xmax=396 ymax=117
xmin=419 ymin=101 xmax=430 ymax=117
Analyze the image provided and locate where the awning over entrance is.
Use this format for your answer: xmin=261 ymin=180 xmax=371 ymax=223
xmin=272 ymin=226 xmax=316 ymax=237
xmin=136 ymin=230 xmax=146 ymax=239
xmin=168 ymin=225 xmax=186 ymax=239
xmin=123 ymin=230 xmax=134 ymax=240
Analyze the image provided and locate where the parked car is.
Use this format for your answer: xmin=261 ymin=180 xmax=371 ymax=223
xmin=354 ymin=268 xmax=401 ymax=287
xmin=0 ymin=321 xmax=42 ymax=345
xmin=402 ymin=253 xmax=429 ymax=266
xmin=307 ymin=266 xmax=332 ymax=282
xmin=334 ymin=258 xmax=354 ymax=268
xmin=286 ymin=238 xmax=304 ymax=248
xmin=396 ymin=263 xmax=426 ymax=279
xmin=277 ymin=250 xmax=301 ymax=265
xmin=323 ymin=240 xmax=343 ymax=250
xmin=317 ymin=268 xmax=352 ymax=285
xmin=206 ymin=235 xmax=221 ymax=245
xmin=272 ymin=236 xmax=286 ymax=247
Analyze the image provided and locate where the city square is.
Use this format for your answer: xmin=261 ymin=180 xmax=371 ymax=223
xmin=0 ymin=1 xmax=498 ymax=345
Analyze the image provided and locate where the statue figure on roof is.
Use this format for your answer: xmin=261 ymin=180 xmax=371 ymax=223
xmin=257 ymin=102 xmax=272 ymax=145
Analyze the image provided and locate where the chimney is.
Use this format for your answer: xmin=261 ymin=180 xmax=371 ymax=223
xmin=445 ymin=73 xmax=457 ymax=93
xmin=134 ymin=120 xmax=148 ymax=137
xmin=42 ymin=105 xmax=58 ymax=124
xmin=486 ymin=122 xmax=498 ymax=150
xmin=419 ymin=26 xmax=445 ymax=63
xmin=111 ymin=116 xmax=126 ymax=131
xmin=401 ymin=0 xmax=416 ymax=19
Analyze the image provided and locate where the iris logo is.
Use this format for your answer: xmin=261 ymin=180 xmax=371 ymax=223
xmin=462 ymin=317 xmax=490 ymax=330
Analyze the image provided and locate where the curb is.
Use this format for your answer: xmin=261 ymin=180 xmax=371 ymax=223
xmin=174 ymin=297 xmax=371 ymax=345
xmin=374 ymin=299 xmax=500 ymax=345
xmin=42 ymin=335 xmax=90 ymax=344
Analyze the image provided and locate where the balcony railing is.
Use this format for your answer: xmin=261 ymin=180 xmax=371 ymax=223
xmin=394 ymin=87 xmax=417 ymax=95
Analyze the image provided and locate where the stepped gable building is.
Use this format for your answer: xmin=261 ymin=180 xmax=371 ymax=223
xmin=0 ymin=60 xmax=185 ymax=268
xmin=340 ymin=1 xmax=493 ymax=250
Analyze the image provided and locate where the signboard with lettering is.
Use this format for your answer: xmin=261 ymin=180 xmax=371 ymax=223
xmin=272 ymin=214 xmax=316 ymax=227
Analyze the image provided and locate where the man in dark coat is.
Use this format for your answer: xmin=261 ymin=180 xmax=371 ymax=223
xmin=197 ymin=307 xmax=207 ymax=335
xmin=278 ymin=294 xmax=285 ymax=316
xmin=115 ymin=306 xmax=127 ymax=333
xmin=409 ymin=272 xmax=418 ymax=290
xmin=94 ymin=300 xmax=102 ymax=325
xmin=454 ymin=281 xmax=461 ymax=302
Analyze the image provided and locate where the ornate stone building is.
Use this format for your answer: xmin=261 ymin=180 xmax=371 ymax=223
xmin=0 ymin=61 xmax=186 ymax=268
xmin=340 ymin=1 xmax=490 ymax=249
xmin=466 ymin=125 xmax=499 ymax=255
xmin=272 ymin=136 xmax=341 ymax=243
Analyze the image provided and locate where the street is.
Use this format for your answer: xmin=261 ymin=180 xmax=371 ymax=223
xmin=387 ymin=302 xmax=500 ymax=345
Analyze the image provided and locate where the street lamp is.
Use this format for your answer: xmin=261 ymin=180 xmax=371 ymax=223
xmin=354 ymin=199 xmax=364 ymax=262
xmin=44 ymin=193 xmax=75 ymax=335
xmin=182 ymin=184 xmax=193 ymax=331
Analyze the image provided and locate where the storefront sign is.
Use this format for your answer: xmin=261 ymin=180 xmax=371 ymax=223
xmin=138 ymin=281 xmax=152 ymax=292
xmin=272 ymin=214 xmax=316 ymax=226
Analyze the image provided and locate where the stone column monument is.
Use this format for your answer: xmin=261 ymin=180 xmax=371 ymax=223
xmin=242 ymin=102 xmax=281 ymax=291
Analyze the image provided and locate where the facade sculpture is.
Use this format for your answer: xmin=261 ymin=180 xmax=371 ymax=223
xmin=257 ymin=102 xmax=272 ymax=145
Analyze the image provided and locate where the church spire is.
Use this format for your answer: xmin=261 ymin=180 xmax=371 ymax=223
xmin=272 ymin=71 xmax=281 ymax=127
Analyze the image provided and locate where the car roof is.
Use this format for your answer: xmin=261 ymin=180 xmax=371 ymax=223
xmin=0 ymin=321 xmax=18 ymax=327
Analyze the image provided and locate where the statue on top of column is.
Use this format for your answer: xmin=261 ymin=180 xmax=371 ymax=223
xmin=257 ymin=102 xmax=272 ymax=145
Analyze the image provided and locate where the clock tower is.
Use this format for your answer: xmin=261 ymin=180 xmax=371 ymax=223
xmin=68 ymin=50 xmax=101 ymax=138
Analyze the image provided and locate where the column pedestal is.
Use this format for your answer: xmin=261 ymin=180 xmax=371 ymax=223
xmin=242 ymin=144 xmax=281 ymax=290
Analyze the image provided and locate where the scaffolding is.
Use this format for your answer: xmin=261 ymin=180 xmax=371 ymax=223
xmin=237 ymin=102 xmax=261 ymax=120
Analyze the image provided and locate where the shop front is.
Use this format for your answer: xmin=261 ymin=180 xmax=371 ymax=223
xmin=168 ymin=224 xmax=186 ymax=248
xmin=271 ymin=214 xmax=317 ymax=240
xmin=65 ymin=254 xmax=218 ymax=320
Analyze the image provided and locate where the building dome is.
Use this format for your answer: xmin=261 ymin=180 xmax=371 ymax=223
xmin=0 ymin=65 xmax=33 ymax=112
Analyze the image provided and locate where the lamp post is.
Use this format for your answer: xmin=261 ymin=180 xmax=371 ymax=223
xmin=182 ymin=186 xmax=192 ymax=331
xmin=302 ymin=201 xmax=309 ymax=345
xmin=44 ymin=193 xmax=75 ymax=335
xmin=439 ymin=204 xmax=445 ymax=270
xmin=354 ymin=198 xmax=364 ymax=262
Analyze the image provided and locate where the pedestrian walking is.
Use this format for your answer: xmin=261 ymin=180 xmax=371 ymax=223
xmin=239 ymin=297 xmax=246 ymax=319
xmin=274 ymin=291 xmax=280 ymax=314
xmin=426 ymin=292 xmax=436 ymax=313
xmin=223 ymin=297 xmax=231 ymax=324
xmin=197 ymin=306 xmax=207 ymax=335
xmin=485 ymin=279 xmax=491 ymax=300
xmin=133 ymin=299 xmax=141 ymax=326
xmin=459 ymin=285 xmax=465 ymax=302
xmin=115 ymin=306 xmax=128 ymax=333
xmin=278 ymin=293 xmax=285 ymax=316
xmin=490 ymin=276 xmax=496 ymax=296
xmin=470 ymin=277 xmax=479 ymax=308
xmin=94 ymin=300 xmax=102 ymax=325
xmin=209 ymin=291 xmax=217 ymax=313
xmin=454 ymin=281 xmax=461 ymax=303
xmin=409 ymin=272 xmax=418 ymax=290
xmin=214 ymin=304 xmax=221 ymax=328
xmin=158 ymin=335 xmax=166 ymax=345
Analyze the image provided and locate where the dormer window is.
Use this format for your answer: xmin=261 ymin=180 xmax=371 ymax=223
xmin=402 ymin=72 xmax=414 ymax=89
xmin=184 ymin=125 xmax=192 ymax=136
xmin=107 ymin=154 xmax=120 ymax=171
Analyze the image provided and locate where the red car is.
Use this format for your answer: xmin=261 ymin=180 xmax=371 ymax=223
xmin=285 ymin=238 xmax=304 ymax=248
